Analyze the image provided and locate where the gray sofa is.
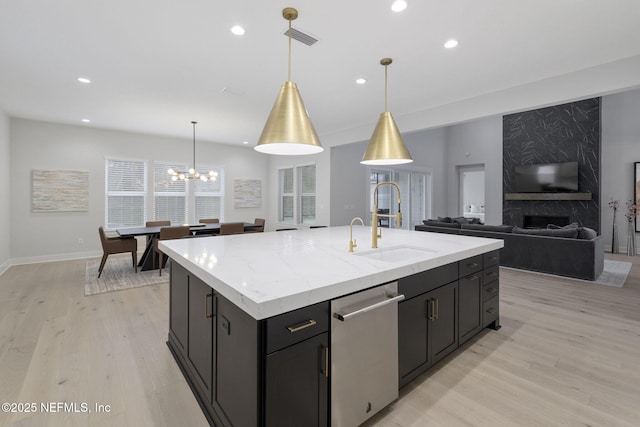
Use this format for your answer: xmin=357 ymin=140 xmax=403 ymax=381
xmin=415 ymin=221 xmax=605 ymax=281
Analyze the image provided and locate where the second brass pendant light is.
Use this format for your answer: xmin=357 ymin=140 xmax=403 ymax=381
xmin=361 ymin=58 xmax=413 ymax=165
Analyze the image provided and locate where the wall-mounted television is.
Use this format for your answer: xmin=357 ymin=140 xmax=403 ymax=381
xmin=514 ymin=161 xmax=579 ymax=193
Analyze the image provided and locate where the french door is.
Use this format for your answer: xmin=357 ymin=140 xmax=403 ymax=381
xmin=369 ymin=169 xmax=431 ymax=230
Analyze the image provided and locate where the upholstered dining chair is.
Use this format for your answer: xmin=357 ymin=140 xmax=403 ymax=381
xmin=249 ymin=218 xmax=265 ymax=232
xmin=199 ymin=218 xmax=219 ymax=224
xmin=219 ymin=222 xmax=245 ymax=235
xmin=97 ymin=226 xmax=138 ymax=278
xmin=153 ymin=226 xmax=190 ymax=276
xmin=145 ymin=220 xmax=171 ymax=245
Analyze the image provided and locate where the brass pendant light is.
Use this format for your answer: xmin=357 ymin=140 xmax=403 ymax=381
xmin=361 ymin=58 xmax=413 ymax=165
xmin=254 ymin=7 xmax=323 ymax=156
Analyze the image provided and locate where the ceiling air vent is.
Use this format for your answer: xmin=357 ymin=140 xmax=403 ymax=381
xmin=284 ymin=28 xmax=318 ymax=46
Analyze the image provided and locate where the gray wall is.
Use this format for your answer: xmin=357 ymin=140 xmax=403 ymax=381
xmin=601 ymin=88 xmax=640 ymax=252
xmin=0 ymin=112 xmax=9 ymax=272
xmin=329 ymin=127 xmax=447 ymax=227
xmin=445 ymin=116 xmax=503 ymax=225
xmin=9 ymin=118 xmax=268 ymax=263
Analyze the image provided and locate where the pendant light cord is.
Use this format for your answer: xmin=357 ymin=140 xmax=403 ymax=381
xmin=384 ymin=64 xmax=388 ymax=112
xmin=192 ymin=121 xmax=197 ymax=170
xmin=287 ymin=19 xmax=292 ymax=81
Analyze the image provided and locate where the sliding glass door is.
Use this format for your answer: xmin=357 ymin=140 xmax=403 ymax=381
xmin=369 ymin=168 xmax=430 ymax=230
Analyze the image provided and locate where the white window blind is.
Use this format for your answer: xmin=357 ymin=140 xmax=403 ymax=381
xmin=194 ymin=164 xmax=224 ymax=222
xmin=154 ymin=161 xmax=188 ymax=224
xmin=278 ymin=164 xmax=316 ymax=224
xmin=105 ymin=158 xmax=147 ymax=229
xmin=298 ymin=164 xmax=316 ymax=224
xmin=279 ymin=168 xmax=294 ymax=223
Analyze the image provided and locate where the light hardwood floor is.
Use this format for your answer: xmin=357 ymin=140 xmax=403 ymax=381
xmin=1 ymin=254 xmax=639 ymax=426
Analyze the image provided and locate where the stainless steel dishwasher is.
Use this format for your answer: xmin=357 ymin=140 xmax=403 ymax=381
xmin=331 ymin=281 xmax=405 ymax=426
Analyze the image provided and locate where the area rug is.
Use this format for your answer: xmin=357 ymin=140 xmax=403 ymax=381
xmin=592 ymin=259 xmax=632 ymax=287
xmin=503 ymin=259 xmax=632 ymax=288
xmin=85 ymin=255 xmax=168 ymax=296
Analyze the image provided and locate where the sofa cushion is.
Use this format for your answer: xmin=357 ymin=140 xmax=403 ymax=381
xmin=547 ymin=222 xmax=579 ymax=230
xmin=513 ymin=226 xmax=579 ymax=238
xmin=437 ymin=216 xmax=452 ymax=223
xmin=577 ymin=227 xmax=597 ymax=240
xmin=423 ymin=220 xmax=461 ymax=229
xmin=461 ymin=224 xmax=514 ymax=233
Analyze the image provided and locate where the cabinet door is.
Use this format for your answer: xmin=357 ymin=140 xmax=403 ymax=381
xmin=169 ymin=262 xmax=189 ymax=358
xmin=187 ymin=275 xmax=214 ymax=402
xmin=458 ymin=273 xmax=482 ymax=345
xmin=398 ymin=295 xmax=430 ymax=381
xmin=429 ymin=281 xmax=458 ymax=364
xmin=265 ymin=332 xmax=329 ymax=427
xmin=214 ymin=294 xmax=259 ymax=427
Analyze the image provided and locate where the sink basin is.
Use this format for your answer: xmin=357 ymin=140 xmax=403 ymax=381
xmin=353 ymin=245 xmax=436 ymax=263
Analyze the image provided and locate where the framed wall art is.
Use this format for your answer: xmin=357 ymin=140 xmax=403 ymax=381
xmin=32 ymin=169 xmax=89 ymax=212
xmin=635 ymin=162 xmax=640 ymax=232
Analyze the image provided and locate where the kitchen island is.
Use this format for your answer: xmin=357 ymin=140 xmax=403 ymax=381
xmin=160 ymin=226 xmax=503 ymax=426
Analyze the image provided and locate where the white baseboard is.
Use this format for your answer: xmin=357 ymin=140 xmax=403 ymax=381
xmin=8 ymin=250 xmax=103 ymax=267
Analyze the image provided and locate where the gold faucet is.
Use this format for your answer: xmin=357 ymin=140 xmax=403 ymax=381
xmin=349 ymin=217 xmax=365 ymax=252
xmin=371 ymin=182 xmax=402 ymax=248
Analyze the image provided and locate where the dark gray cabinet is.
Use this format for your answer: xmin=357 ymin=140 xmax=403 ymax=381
xmin=265 ymin=332 xmax=328 ymax=427
xmin=168 ymin=262 xmax=328 ymax=427
xmin=398 ymin=280 xmax=458 ymax=386
xmin=399 ymin=252 xmax=500 ymax=388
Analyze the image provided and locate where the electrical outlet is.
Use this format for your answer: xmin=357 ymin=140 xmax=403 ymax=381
xmin=78 ymin=237 xmax=84 ymax=244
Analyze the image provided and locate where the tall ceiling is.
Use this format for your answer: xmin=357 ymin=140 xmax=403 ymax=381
xmin=1 ymin=0 xmax=640 ymax=147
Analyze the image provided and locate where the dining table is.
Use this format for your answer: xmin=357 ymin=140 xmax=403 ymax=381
xmin=116 ymin=222 xmax=261 ymax=271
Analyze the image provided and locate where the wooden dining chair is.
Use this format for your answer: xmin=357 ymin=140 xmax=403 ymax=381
xmin=219 ymin=222 xmax=245 ymax=235
xmin=199 ymin=218 xmax=219 ymax=224
xmin=145 ymin=220 xmax=171 ymax=245
xmin=97 ymin=226 xmax=138 ymax=278
xmin=153 ymin=226 xmax=190 ymax=276
xmin=247 ymin=218 xmax=265 ymax=233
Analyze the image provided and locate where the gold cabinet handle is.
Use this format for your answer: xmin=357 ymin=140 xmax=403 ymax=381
xmin=321 ymin=345 xmax=329 ymax=378
xmin=486 ymin=287 xmax=498 ymax=294
xmin=434 ymin=298 xmax=439 ymax=320
xmin=467 ymin=262 xmax=479 ymax=268
xmin=427 ymin=299 xmax=435 ymax=321
xmin=466 ymin=275 xmax=479 ymax=281
xmin=205 ymin=293 xmax=213 ymax=319
xmin=486 ymin=271 xmax=499 ymax=278
xmin=486 ymin=308 xmax=497 ymax=314
xmin=287 ymin=319 xmax=317 ymax=333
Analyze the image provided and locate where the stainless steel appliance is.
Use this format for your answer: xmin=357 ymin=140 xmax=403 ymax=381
xmin=331 ymin=282 xmax=404 ymax=426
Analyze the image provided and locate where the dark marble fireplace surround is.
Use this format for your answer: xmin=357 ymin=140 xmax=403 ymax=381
xmin=503 ymin=98 xmax=601 ymax=233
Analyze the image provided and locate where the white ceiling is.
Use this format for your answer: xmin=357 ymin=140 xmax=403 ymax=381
xmin=1 ymin=0 xmax=640 ymax=147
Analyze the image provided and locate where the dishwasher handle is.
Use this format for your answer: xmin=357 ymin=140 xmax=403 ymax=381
xmin=333 ymin=293 xmax=405 ymax=321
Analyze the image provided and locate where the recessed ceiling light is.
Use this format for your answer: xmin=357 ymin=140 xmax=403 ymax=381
xmin=242 ymin=141 xmax=249 ymax=145
xmin=81 ymin=119 xmax=91 ymax=123
xmin=444 ymin=39 xmax=459 ymax=49
xmin=230 ymin=25 xmax=245 ymax=36
xmin=356 ymin=78 xmax=367 ymax=85
xmin=77 ymin=77 xmax=91 ymax=84
xmin=391 ymin=0 xmax=408 ymax=12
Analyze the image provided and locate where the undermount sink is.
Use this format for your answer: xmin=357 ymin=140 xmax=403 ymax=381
xmin=353 ymin=245 xmax=436 ymax=263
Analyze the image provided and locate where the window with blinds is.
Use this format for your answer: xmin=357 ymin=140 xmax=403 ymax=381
xmin=278 ymin=164 xmax=316 ymax=224
xmin=194 ymin=164 xmax=224 ymax=222
xmin=298 ymin=164 xmax=316 ymax=224
xmin=105 ymin=158 xmax=147 ymax=229
xmin=153 ymin=161 xmax=188 ymax=224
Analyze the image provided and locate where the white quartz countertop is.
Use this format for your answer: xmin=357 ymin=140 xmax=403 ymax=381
xmin=159 ymin=226 xmax=503 ymax=320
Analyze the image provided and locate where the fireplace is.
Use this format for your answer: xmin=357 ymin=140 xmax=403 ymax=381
xmin=523 ymin=215 xmax=570 ymax=229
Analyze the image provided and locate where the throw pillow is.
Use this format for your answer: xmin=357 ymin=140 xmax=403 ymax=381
xmin=513 ymin=226 xmax=578 ymax=238
xmin=462 ymin=224 xmax=514 ymax=233
xmin=547 ymin=222 xmax=579 ymax=230
xmin=423 ymin=220 xmax=461 ymax=229
xmin=437 ymin=216 xmax=452 ymax=223
xmin=577 ymin=227 xmax=597 ymax=240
